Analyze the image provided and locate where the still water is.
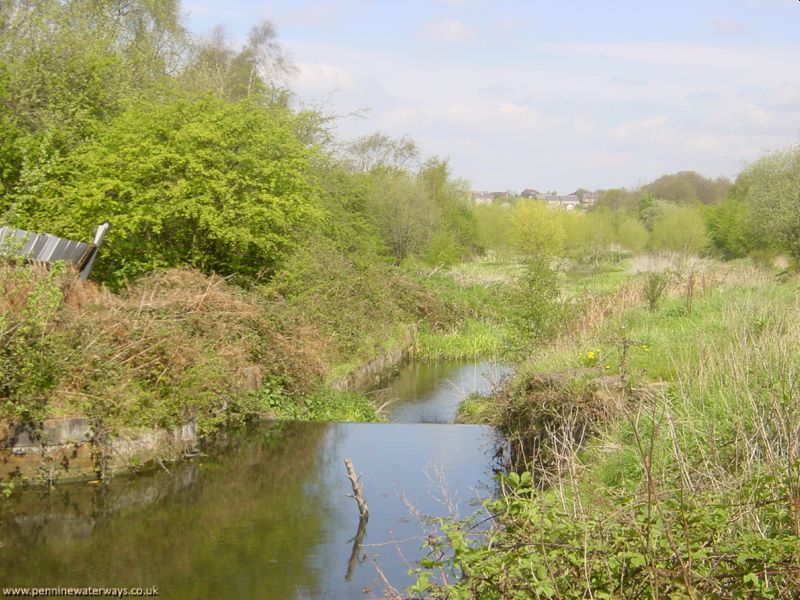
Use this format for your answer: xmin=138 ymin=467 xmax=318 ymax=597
xmin=376 ymin=361 xmax=511 ymax=424
xmin=0 ymin=362 xmax=509 ymax=599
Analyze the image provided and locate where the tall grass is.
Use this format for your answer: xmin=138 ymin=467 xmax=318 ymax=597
xmin=412 ymin=259 xmax=800 ymax=597
xmin=413 ymin=318 xmax=508 ymax=361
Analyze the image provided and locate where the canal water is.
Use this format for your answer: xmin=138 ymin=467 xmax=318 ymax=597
xmin=377 ymin=361 xmax=511 ymax=424
xmin=0 ymin=361 xmax=509 ymax=599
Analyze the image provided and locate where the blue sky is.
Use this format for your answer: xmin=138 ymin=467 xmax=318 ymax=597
xmin=184 ymin=0 xmax=800 ymax=193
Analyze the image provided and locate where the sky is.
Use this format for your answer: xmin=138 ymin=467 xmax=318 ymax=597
xmin=184 ymin=0 xmax=800 ymax=194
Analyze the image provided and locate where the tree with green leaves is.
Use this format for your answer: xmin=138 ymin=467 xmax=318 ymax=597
xmin=11 ymin=95 xmax=321 ymax=284
xmin=650 ymin=204 xmax=709 ymax=254
xmin=704 ymin=198 xmax=753 ymax=259
xmin=344 ymin=133 xmax=419 ymax=174
xmin=0 ymin=0 xmax=187 ymax=205
xmin=181 ymin=21 xmax=294 ymax=106
xmin=643 ymin=170 xmax=731 ymax=205
xmin=636 ymin=192 xmax=661 ymax=232
xmin=364 ymin=169 xmax=439 ymax=260
xmin=420 ymin=158 xmax=477 ymax=265
xmin=473 ymin=203 xmax=511 ymax=255
xmin=508 ymin=200 xmax=565 ymax=257
xmin=732 ymin=146 xmax=800 ymax=260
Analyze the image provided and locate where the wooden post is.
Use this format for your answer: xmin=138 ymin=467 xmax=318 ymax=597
xmin=344 ymin=458 xmax=369 ymax=519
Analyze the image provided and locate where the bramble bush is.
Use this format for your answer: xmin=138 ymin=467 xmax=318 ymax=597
xmin=410 ymin=469 xmax=800 ymax=598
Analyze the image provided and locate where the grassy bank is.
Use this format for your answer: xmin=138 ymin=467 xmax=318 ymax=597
xmin=412 ymin=255 xmax=800 ymax=597
xmin=0 ymin=247 xmax=459 ymax=434
xmin=408 ymin=256 xmax=522 ymax=362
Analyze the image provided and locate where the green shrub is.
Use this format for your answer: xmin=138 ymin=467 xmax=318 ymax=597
xmin=12 ymin=95 xmax=322 ymax=285
xmin=506 ymin=257 xmax=568 ymax=355
xmin=0 ymin=263 xmax=67 ymax=421
xmin=410 ymin=470 xmax=800 ymax=598
xmin=642 ymin=272 xmax=669 ymax=311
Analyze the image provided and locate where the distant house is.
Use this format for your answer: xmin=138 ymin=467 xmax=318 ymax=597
xmin=519 ymin=188 xmax=544 ymax=199
xmin=471 ymin=191 xmax=494 ymax=205
xmin=545 ymin=194 xmax=580 ymax=210
xmin=582 ymin=191 xmax=601 ymax=207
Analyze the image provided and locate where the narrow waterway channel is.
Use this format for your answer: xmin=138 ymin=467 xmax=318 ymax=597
xmin=0 ymin=361 xmax=509 ymax=599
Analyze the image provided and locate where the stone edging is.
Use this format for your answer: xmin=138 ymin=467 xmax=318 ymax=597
xmin=329 ymin=324 xmax=418 ymax=392
xmin=0 ymin=417 xmax=197 ymax=484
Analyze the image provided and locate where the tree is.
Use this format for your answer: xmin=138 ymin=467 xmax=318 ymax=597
xmin=0 ymin=0 xmax=187 ymax=204
xmin=181 ymin=21 xmax=294 ymax=105
xmin=704 ymin=198 xmax=753 ymax=259
xmin=474 ymin=203 xmax=511 ymax=254
xmin=615 ymin=213 xmax=648 ymax=252
xmin=650 ymin=204 xmax=709 ymax=254
xmin=637 ymin=192 xmax=661 ymax=232
xmin=345 ymin=133 xmax=419 ymax=174
xmin=732 ymin=146 xmax=800 ymax=260
xmin=10 ymin=95 xmax=321 ymax=283
xmin=365 ymin=170 xmax=439 ymax=260
xmin=643 ymin=171 xmax=731 ymax=205
xmin=508 ymin=200 xmax=565 ymax=256
xmin=420 ymin=158 xmax=477 ymax=265
xmin=596 ymin=188 xmax=639 ymax=211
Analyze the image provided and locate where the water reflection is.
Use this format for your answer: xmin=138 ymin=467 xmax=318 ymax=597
xmin=1 ymin=421 xmax=502 ymax=599
xmin=375 ymin=361 xmax=511 ymax=423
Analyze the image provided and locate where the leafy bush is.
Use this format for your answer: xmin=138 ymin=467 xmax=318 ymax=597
xmin=12 ymin=95 xmax=322 ymax=285
xmin=704 ymin=198 xmax=754 ymax=259
xmin=650 ymin=204 xmax=709 ymax=253
xmin=733 ymin=145 xmax=800 ymax=260
xmin=506 ymin=257 xmax=568 ymax=355
xmin=508 ymin=200 xmax=565 ymax=257
xmin=410 ymin=471 xmax=800 ymax=598
xmin=0 ymin=263 xmax=67 ymax=421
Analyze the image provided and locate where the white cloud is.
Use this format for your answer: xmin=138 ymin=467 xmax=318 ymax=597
xmin=610 ymin=116 xmax=669 ymax=143
xmin=293 ymin=62 xmax=354 ymax=94
xmin=498 ymin=102 xmax=541 ymax=129
xmin=261 ymin=1 xmax=340 ymax=27
xmin=284 ymin=39 xmax=800 ymax=191
xmin=420 ymin=19 xmax=469 ymax=42
xmin=709 ymin=17 xmax=749 ymax=34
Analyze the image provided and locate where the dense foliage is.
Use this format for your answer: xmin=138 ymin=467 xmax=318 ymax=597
xmin=731 ymin=145 xmax=800 ymax=261
xmin=12 ymin=96 xmax=322 ymax=283
xmin=1 ymin=3 xmax=800 ymax=596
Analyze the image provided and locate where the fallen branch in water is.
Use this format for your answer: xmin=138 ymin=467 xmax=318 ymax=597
xmin=344 ymin=458 xmax=369 ymax=519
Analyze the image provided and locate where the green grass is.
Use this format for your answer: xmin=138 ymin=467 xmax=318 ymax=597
xmin=523 ymin=266 xmax=793 ymax=384
xmin=413 ymin=259 xmax=800 ymax=597
xmin=262 ymin=387 xmax=383 ymax=422
xmin=414 ymin=318 xmax=509 ymax=362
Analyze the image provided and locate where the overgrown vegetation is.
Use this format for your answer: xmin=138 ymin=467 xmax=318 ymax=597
xmin=410 ymin=257 xmax=800 ymax=597
xmin=0 ymin=0 xmax=484 ymax=431
xmin=2 ymin=2 xmax=800 ymax=593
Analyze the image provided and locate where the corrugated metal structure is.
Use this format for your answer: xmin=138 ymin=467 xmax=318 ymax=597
xmin=0 ymin=223 xmax=109 ymax=280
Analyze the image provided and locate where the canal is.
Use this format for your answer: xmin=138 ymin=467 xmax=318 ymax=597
xmin=0 ymin=361 xmax=509 ymax=598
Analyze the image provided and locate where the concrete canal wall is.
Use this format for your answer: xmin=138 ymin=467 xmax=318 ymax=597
xmin=330 ymin=324 xmax=417 ymax=392
xmin=0 ymin=417 xmax=197 ymax=484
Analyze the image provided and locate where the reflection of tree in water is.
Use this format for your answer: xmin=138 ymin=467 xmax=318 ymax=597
xmin=0 ymin=422 xmax=331 ymax=599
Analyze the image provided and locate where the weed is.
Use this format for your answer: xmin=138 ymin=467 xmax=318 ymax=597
xmin=642 ymin=271 xmax=669 ymax=311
